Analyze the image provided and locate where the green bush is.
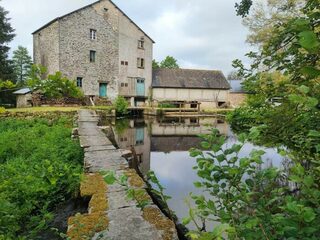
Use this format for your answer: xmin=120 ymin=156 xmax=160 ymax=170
xmin=27 ymin=65 xmax=84 ymax=99
xmin=0 ymin=107 xmax=5 ymax=114
xmin=113 ymin=96 xmax=129 ymax=115
xmin=186 ymin=129 xmax=320 ymax=239
xmin=0 ymin=117 xmax=83 ymax=238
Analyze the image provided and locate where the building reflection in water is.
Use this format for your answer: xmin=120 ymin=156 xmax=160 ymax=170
xmin=112 ymin=116 xmax=228 ymax=175
xmin=111 ymin=116 xmax=288 ymax=227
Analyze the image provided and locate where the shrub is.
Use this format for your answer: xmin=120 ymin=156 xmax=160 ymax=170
xmin=0 ymin=107 xmax=5 ymax=114
xmin=113 ymin=96 xmax=129 ymax=115
xmin=185 ymin=129 xmax=320 ymax=239
xmin=0 ymin=116 xmax=83 ymax=238
xmin=27 ymin=65 xmax=84 ymax=99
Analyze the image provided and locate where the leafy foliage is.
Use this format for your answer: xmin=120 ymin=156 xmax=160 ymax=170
xmin=242 ymin=0 xmax=306 ymax=47
xmin=153 ymin=56 xmax=180 ymax=69
xmin=27 ymin=65 xmax=84 ymax=99
xmin=113 ymin=96 xmax=129 ymax=115
xmin=235 ymin=0 xmax=252 ymax=18
xmin=185 ymin=129 xmax=320 ymax=239
xmin=12 ymin=46 xmax=32 ymax=84
xmin=0 ymin=116 xmax=83 ymax=238
xmin=147 ymin=171 xmax=175 ymax=219
xmin=0 ymin=79 xmax=16 ymax=106
xmin=219 ymin=1 xmax=320 ymax=238
xmin=102 ymin=170 xmax=151 ymax=209
xmin=152 ymin=59 xmax=160 ymax=69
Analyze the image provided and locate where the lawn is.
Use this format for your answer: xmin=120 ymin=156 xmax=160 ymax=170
xmin=6 ymin=106 xmax=81 ymax=113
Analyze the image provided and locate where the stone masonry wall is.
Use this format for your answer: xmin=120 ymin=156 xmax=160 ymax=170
xmin=229 ymin=93 xmax=247 ymax=107
xmin=33 ymin=21 xmax=60 ymax=75
xmin=118 ymin=5 xmax=153 ymax=99
xmin=59 ymin=2 xmax=119 ymax=98
xmin=33 ymin=0 xmax=154 ymax=100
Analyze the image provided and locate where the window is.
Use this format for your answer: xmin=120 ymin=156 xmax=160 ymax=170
xmin=121 ymin=61 xmax=125 ymax=65
xmin=76 ymin=77 xmax=83 ymax=88
xmin=90 ymin=50 xmax=96 ymax=62
xmin=137 ymin=58 xmax=145 ymax=69
xmin=138 ymin=38 xmax=144 ymax=49
xmin=90 ymin=29 xmax=97 ymax=40
xmin=121 ymin=61 xmax=129 ymax=66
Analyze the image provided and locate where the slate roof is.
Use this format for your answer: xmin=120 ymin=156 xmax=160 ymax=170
xmin=32 ymin=0 xmax=155 ymax=43
xmin=152 ymin=68 xmax=230 ymax=90
xmin=13 ymin=88 xmax=32 ymax=95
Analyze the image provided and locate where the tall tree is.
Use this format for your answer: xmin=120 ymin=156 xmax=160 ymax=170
xmin=152 ymin=59 xmax=160 ymax=69
xmin=160 ymin=56 xmax=179 ymax=69
xmin=242 ymin=0 xmax=306 ymax=47
xmin=0 ymin=1 xmax=15 ymax=81
xmin=12 ymin=46 xmax=32 ymax=83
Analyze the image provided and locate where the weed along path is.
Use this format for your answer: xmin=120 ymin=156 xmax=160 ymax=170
xmin=67 ymin=109 xmax=178 ymax=240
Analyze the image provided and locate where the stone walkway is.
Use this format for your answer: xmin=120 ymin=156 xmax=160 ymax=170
xmin=76 ymin=109 xmax=178 ymax=240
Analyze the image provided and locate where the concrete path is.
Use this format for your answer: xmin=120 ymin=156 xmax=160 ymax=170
xmin=77 ymin=110 xmax=178 ymax=240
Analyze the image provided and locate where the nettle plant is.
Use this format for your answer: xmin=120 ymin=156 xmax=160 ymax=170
xmin=185 ymin=129 xmax=320 ymax=240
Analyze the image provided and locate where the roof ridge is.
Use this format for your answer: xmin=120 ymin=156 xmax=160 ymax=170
xmin=32 ymin=0 xmax=155 ymax=43
xmin=156 ymin=68 xmax=223 ymax=73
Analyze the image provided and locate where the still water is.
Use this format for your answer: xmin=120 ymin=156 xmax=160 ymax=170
xmin=109 ymin=116 xmax=288 ymax=228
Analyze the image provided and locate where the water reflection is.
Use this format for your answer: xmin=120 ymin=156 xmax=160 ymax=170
xmin=110 ymin=116 xmax=288 ymax=226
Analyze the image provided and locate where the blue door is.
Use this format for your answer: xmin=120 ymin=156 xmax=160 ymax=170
xmin=99 ymin=83 xmax=107 ymax=97
xmin=136 ymin=78 xmax=145 ymax=96
xmin=135 ymin=128 xmax=144 ymax=145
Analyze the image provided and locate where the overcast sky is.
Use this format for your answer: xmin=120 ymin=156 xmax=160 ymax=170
xmin=1 ymin=0 xmax=253 ymax=75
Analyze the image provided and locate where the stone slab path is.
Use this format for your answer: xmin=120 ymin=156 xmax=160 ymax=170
xmin=77 ymin=110 xmax=178 ymax=240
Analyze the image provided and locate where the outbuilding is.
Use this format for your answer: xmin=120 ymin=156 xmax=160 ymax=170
xmin=228 ymin=80 xmax=247 ymax=107
xmin=152 ymin=68 xmax=230 ymax=110
xmin=13 ymin=88 xmax=33 ymax=108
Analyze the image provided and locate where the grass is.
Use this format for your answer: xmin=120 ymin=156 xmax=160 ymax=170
xmin=6 ymin=106 xmax=81 ymax=113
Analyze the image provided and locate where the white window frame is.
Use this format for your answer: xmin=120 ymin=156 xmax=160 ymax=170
xmin=90 ymin=29 xmax=97 ymax=40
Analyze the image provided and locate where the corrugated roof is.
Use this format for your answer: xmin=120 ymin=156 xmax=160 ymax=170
xmin=13 ymin=88 xmax=32 ymax=95
xmin=32 ymin=0 xmax=155 ymax=43
xmin=152 ymin=68 xmax=230 ymax=90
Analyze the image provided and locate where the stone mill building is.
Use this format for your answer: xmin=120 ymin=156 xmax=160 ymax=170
xmin=33 ymin=0 xmax=154 ymax=106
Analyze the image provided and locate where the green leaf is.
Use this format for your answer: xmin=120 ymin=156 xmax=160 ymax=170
xmin=297 ymin=85 xmax=310 ymax=94
xmin=212 ymin=224 xmax=232 ymax=238
xmin=303 ymin=176 xmax=314 ymax=188
xmin=303 ymin=208 xmax=316 ymax=223
xmin=306 ymin=97 xmax=318 ymax=108
xmin=298 ymin=31 xmax=320 ymax=51
xmin=182 ymin=217 xmax=191 ymax=225
xmin=103 ymin=172 xmax=116 ymax=185
xmin=308 ymin=130 xmax=320 ymax=138
xmin=300 ymin=67 xmax=320 ymax=78
xmin=288 ymin=94 xmax=303 ymax=104
xmin=194 ymin=182 xmax=202 ymax=188
xmin=201 ymin=141 xmax=210 ymax=149
xmin=245 ymin=218 xmax=259 ymax=229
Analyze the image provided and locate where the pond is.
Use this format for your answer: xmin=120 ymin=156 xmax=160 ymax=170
xmin=106 ymin=116 xmax=289 ymax=229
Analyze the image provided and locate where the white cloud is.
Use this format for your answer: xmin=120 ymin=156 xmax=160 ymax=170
xmin=1 ymin=0 xmax=254 ymax=74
